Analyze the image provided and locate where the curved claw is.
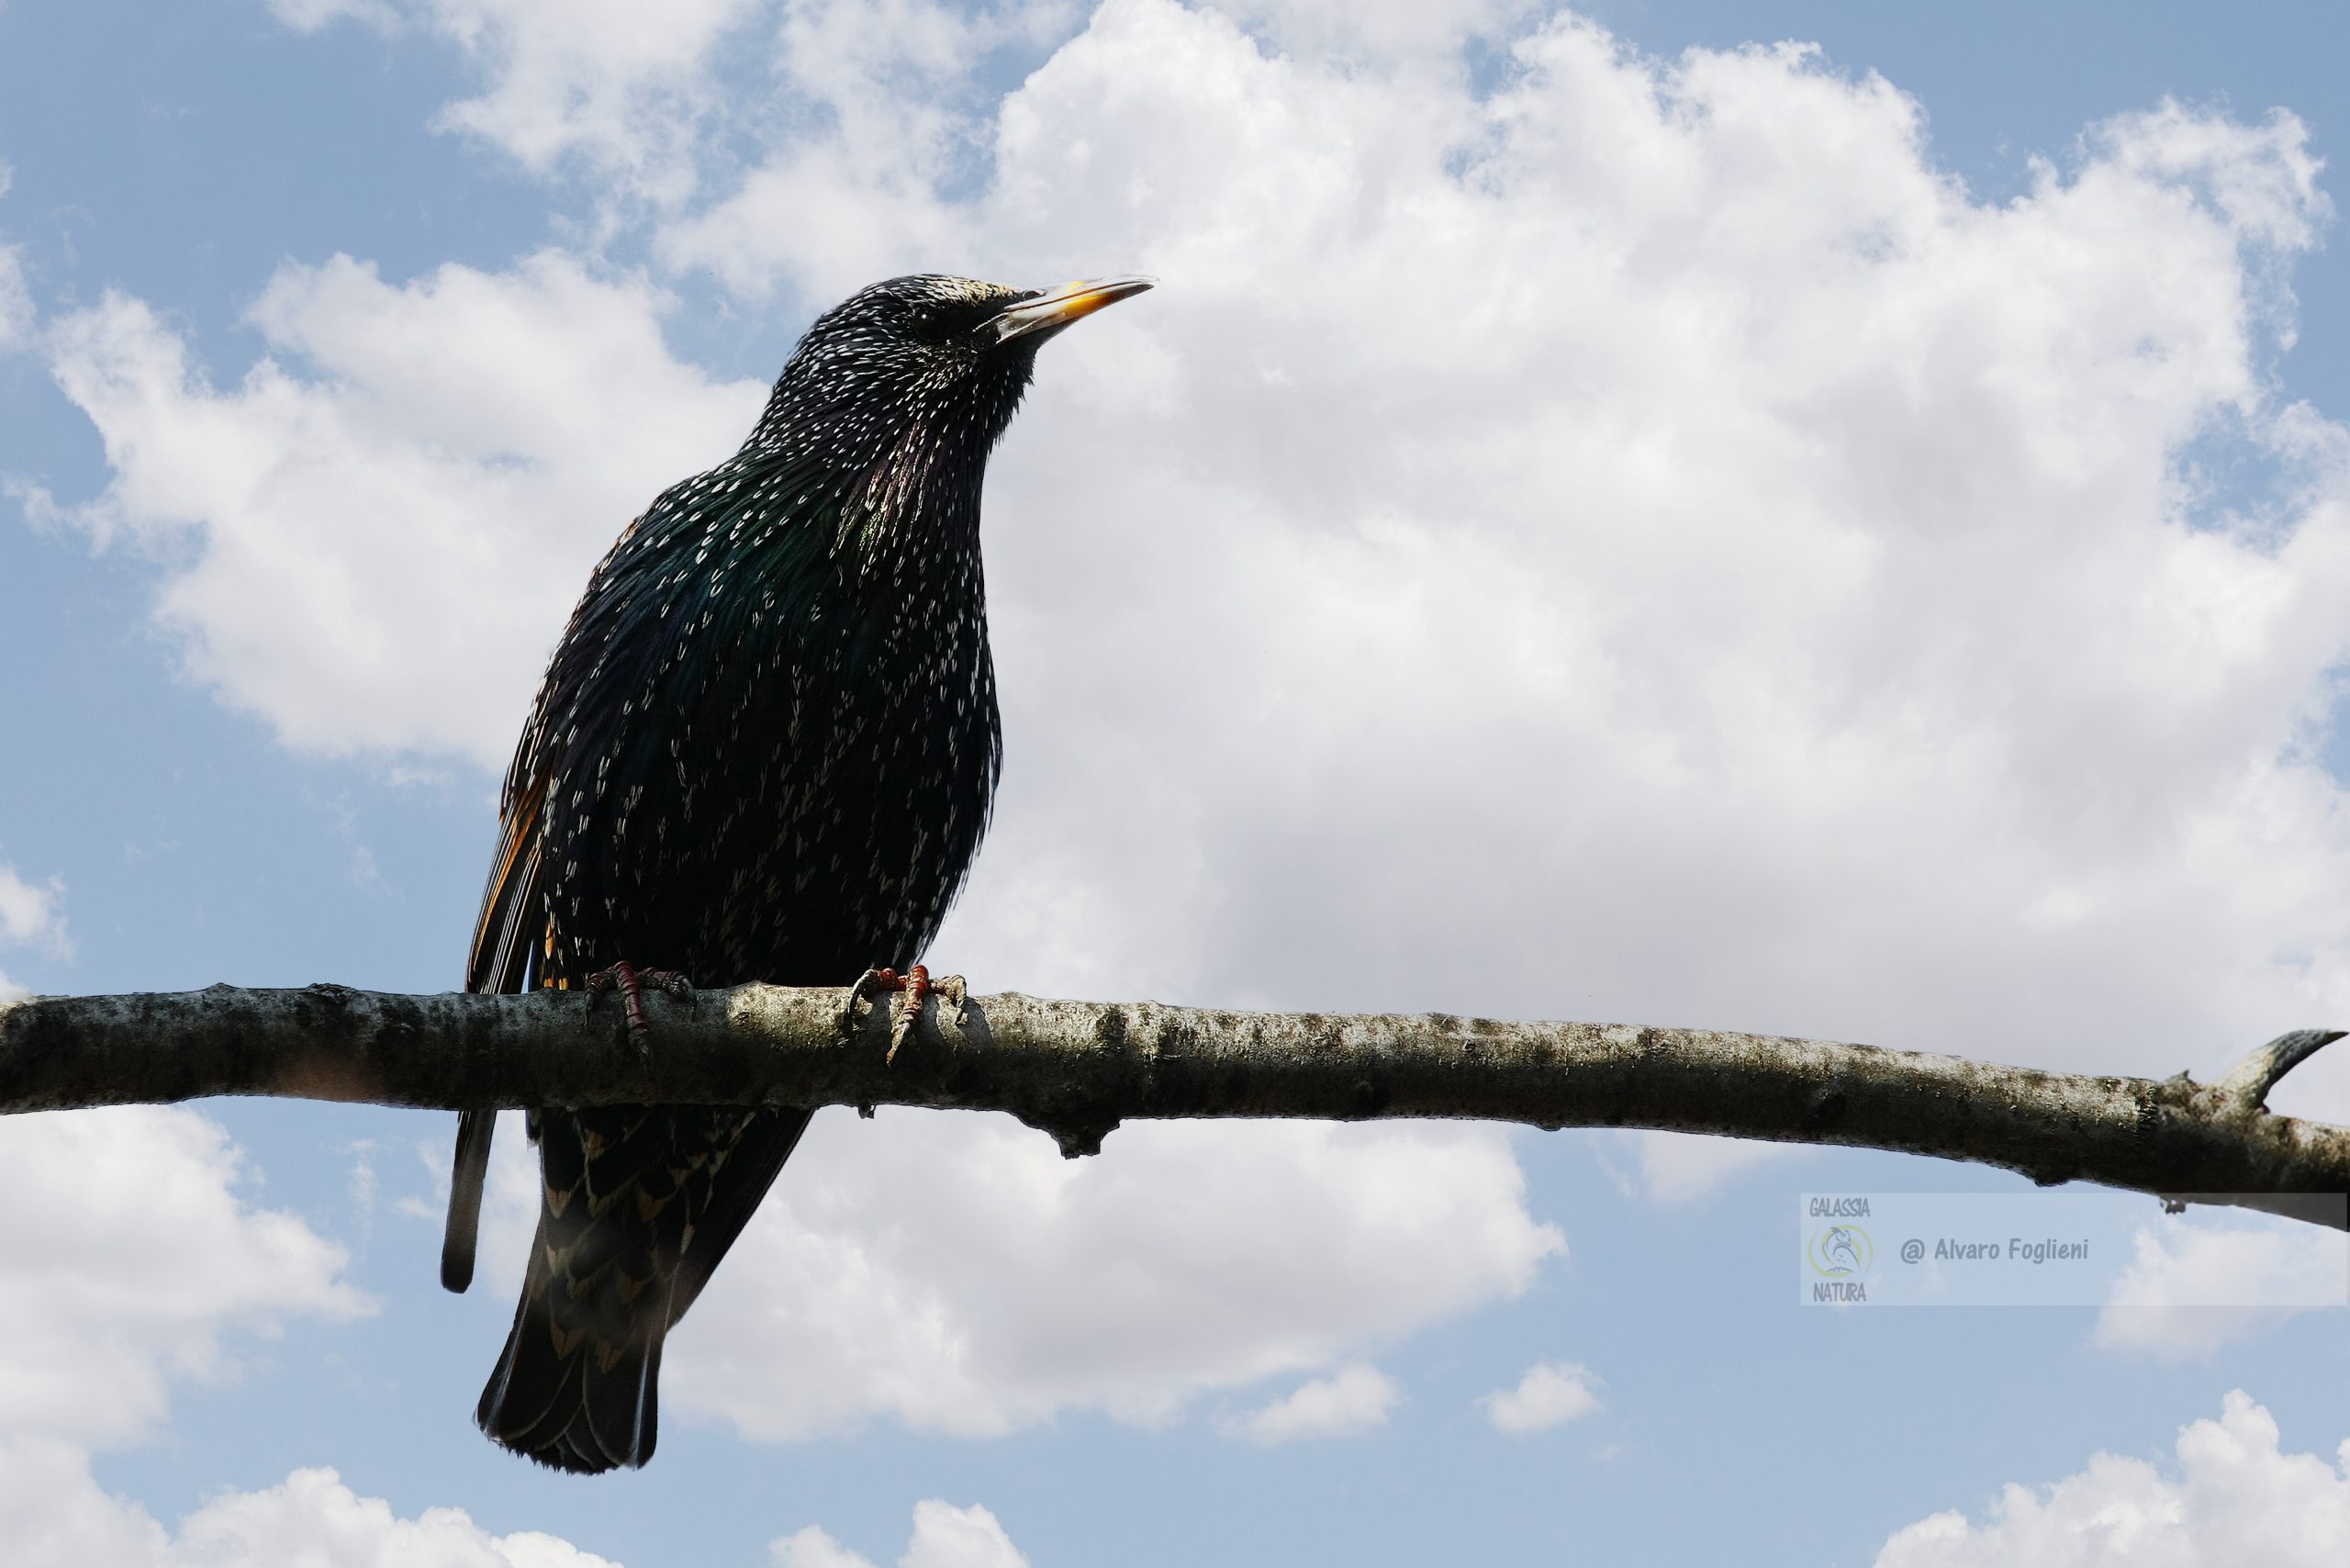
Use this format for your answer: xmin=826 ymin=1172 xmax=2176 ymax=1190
xmin=847 ymin=965 xmax=968 ymax=1064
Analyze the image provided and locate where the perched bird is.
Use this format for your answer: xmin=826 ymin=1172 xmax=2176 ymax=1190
xmin=441 ymin=273 xmax=1153 ymax=1473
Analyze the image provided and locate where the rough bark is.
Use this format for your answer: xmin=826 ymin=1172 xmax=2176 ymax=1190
xmin=1 ymin=983 xmax=2344 ymax=1227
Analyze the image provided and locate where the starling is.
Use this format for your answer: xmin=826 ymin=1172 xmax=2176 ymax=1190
xmin=440 ymin=273 xmax=1153 ymax=1473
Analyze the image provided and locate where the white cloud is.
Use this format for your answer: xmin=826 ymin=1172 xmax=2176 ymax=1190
xmin=415 ymin=0 xmax=766 ymax=201
xmin=0 ymin=860 xmax=68 ymax=1001
xmin=1874 ymin=1391 xmax=2350 ymax=1567
xmin=0 ymin=861 xmax=69 ymax=956
xmin=654 ymin=0 xmax=1081 ymax=301
xmin=0 ymin=151 xmax=19 ymax=350
xmin=894 ymin=1503 xmax=1028 ymax=1568
xmin=1626 ymin=1131 xmax=1802 ymax=1204
xmin=1200 ymin=0 xmax=1533 ymax=62
xmin=1225 ymin=1361 xmax=1401 ymax=1443
xmin=274 ymin=0 xmax=767 ymax=198
xmin=0 ymin=1108 xmax=595 ymax=1567
xmin=0 ymin=1455 xmax=623 ymax=1568
xmin=0 ymin=1439 xmax=171 ymax=1568
xmin=266 ymin=0 xmax=399 ymax=33
xmin=0 ymin=241 xmax=29 ymax=351
xmin=498 ymin=1109 xmax=1560 ymax=1439
xmin=463 ymin=1090 xmax=1546 ymax=1449
xmin=774 ymin=1528 xmax=876 ymax=1568
xmin=1479 ymin=1360 xmax=1602 ymax=1434
xmin=2093 ymin=1216 xmax=2350 ymax=1358
xmin=0 ymin=1107 xmax=368 ymax=1446
xmin=48 ymin=253 xmax=764 ymax=765
xmin=875 ymin=4 xmax=2350 ymax=1112
xmin=278 ymin=1 xmax=1073 ymax=238
xmin=774 ymin=1501 xmax=1028 ymax=1568
xmin=92 ymin=8 xmax=2350 ymax=1101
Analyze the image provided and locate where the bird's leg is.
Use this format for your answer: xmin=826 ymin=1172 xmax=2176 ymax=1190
xmin=586 ymin=959 xmax=696 ymax=1058
xmin=849 ymin=963 xmax=969 ymax=1064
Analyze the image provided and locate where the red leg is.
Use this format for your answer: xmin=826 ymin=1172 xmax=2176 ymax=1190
xmin=849 ymin=963 xmax=966 ymax=1064
xmin=588 ymin=961 xmax=695 ymax=1054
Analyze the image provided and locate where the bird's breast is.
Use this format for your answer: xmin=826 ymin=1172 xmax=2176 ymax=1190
xmin=545 ymin=537 xmax=1001 ymax=987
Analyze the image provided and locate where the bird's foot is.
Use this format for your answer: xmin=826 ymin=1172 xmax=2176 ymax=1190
xmin=851 ymin=964 xmax=968 ymax=1063
xmin=586 ymin=960 xmax=695 ymax=1058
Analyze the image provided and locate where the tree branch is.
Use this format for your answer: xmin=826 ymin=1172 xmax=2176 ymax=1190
xmin=3 ymin=983 xmax=2344 ymax=1227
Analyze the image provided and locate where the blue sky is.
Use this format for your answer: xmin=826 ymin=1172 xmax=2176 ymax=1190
xmin=5 ymin=3 xmax=2350 ymax=1563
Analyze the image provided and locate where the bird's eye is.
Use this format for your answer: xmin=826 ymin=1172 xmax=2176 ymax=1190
xmin=907 ymin=302 xmax=966 ymax=343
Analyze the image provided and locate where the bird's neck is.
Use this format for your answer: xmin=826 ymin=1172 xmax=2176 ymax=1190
xmin=857 ymin=420 xmax=984 ymax=547
xmin=743 ymin=359 xmax=1028 ymax=564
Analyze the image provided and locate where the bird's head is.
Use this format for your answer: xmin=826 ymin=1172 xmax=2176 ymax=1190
xmin=751 ymin=273 xmax=1154 ymax=476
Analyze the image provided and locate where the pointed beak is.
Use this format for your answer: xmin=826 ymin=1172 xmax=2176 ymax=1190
xmin=985 ymin=275 xmax=1155 ymax=347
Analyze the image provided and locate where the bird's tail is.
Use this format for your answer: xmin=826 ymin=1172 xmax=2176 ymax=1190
xmin=476 ymin=1104 xmax=673 ymax=1473
xmin=441 ymin=1109 xmax=495 ymax=1293
xmin=476 ymin=1103 xmax=811 ymax=1473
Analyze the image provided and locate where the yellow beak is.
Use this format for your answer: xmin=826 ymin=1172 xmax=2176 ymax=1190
xmin=985 ymin=275 xmax=1156 ymax=346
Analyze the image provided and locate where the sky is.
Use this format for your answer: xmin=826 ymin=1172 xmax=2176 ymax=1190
xmin=4 ymin=0 xmax=2350 ymax=1562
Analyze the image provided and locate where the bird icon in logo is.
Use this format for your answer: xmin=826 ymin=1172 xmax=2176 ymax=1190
xmin=1810 ymin=1225 xmax=1874 ymax=1276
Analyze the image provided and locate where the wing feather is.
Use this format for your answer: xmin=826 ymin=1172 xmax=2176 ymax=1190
xmin=442 ymin=752 xmax=549 ymax=1293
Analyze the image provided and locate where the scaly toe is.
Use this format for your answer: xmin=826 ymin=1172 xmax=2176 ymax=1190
xmin=932 ymin=974 xmax=970 ymax=1026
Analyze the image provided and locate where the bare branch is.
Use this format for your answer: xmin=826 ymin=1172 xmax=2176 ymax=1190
xmin=2214 ymin=1027 xmax=2347 ymax=1113
xmin=3 ymin=983 xmax=2345 ymax=1227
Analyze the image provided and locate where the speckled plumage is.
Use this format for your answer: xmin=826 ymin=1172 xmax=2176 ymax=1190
xmin=442 ymin=274 xmax=1147 ymax=1473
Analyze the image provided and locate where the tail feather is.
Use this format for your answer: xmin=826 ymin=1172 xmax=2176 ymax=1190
xmin=475 ymin=1103 xmax=809 ymax=1473
xmin=441 ymin=1109 xmax=495 ymax=1294
xmin=476 ymin=1256 xmax=666 ymax=1473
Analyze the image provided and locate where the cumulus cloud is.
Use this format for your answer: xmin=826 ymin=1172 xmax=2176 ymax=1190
xmin=0 ymin=860 xmax=69 ymax=1002
xmin=0 ymin=861 xmax=69 ymax=954
xmin=0 ymin=1107 xmax=368 ymax=1446
xmin=1199 ymin=0 xmax=1533 ymax=62
xmin=0 ymin=154 xmax=25 ymax=352
xmin=0 ymin=241 xmax=29 ymax=352
xmin=274 ymin=0 xmax=762 ymax=200
xmin=0 ymin=1109 xmax=621 ymax=1566
xmin=420 ymin=0 xmax=762 ymax=199
xmin=266 ymin=0 xmax=400 ymax=34
xmin=1625 ymin=1131 xmax=1803 ymax=1204
xmin=655 ymin=0 xmax=1079 ymax=300
xmin=774 ymin=1501 xmax=1029 ymax=1568
xmin=1479 ymin=1360 xmax=1602 ymax=1433
xmin=47 ymin=253 xmax=764 ymax=765
xmin=1874 ymin=1391 xmax=2350 ymax=1567
xmin=85 ymin=8 xmax=2350 ymax=1390
xmin=887 ymin=5 xmax=2350 ymax=1120
xmin=85 ymin=6 xmax=2350 ymax=1098
xmin=455 ymin=1108 xmax=1558 ymax=1439
xmin=0 ymin=1457 xmax=622 ymax=1568
xmin=2094 ymin=1215 xmax=2350 ymax=1358
xmin=443 ymin=0 xmax=2350 ymax=1103
xmin=1225 ymin=1361 xmax=1401 ymax=1443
